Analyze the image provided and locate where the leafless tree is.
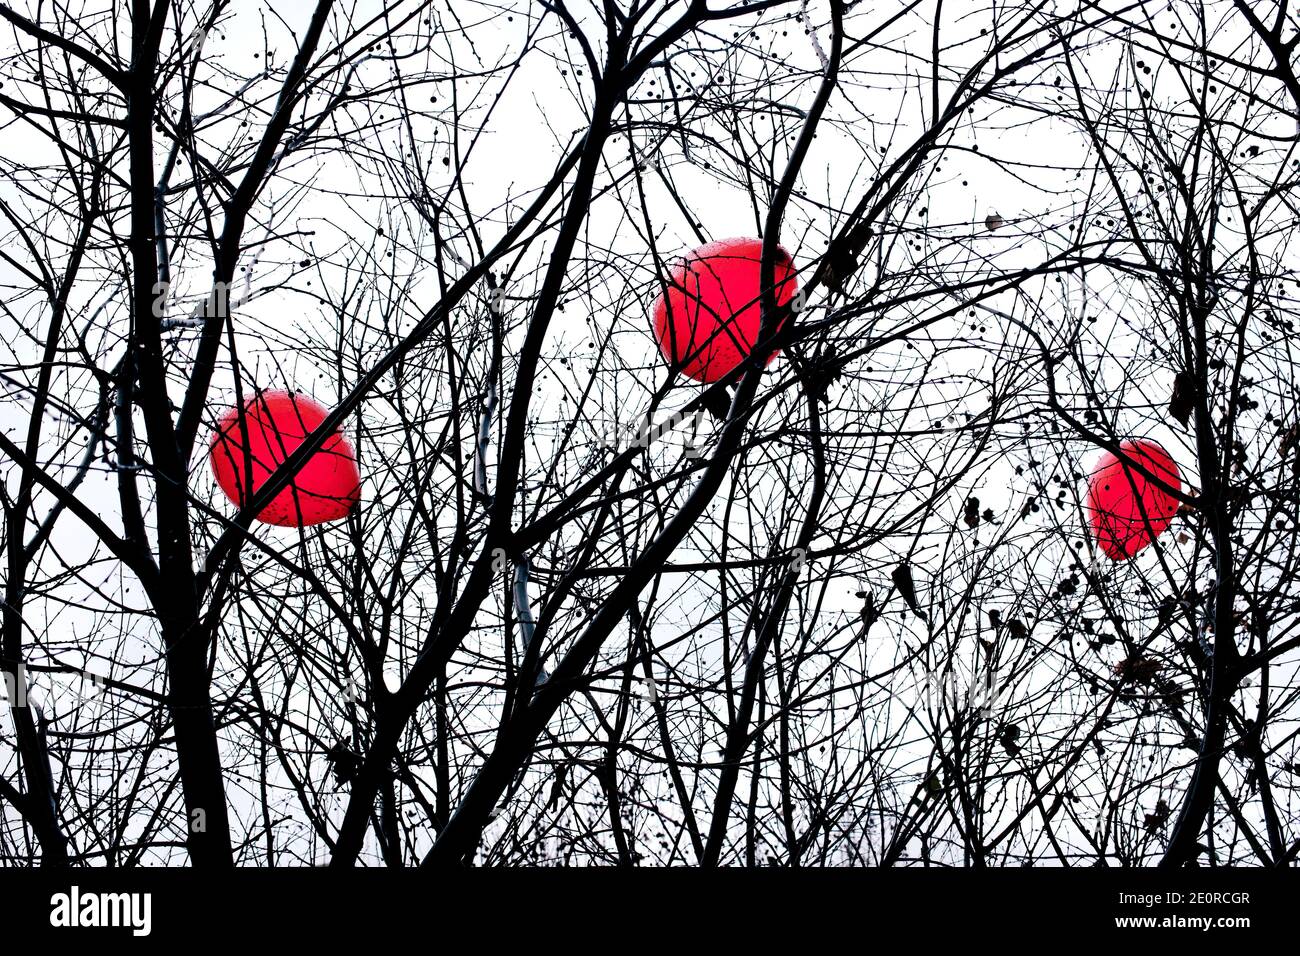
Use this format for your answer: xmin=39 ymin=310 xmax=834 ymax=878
xmin=1 ymin=0 xmax=1297 ymax=869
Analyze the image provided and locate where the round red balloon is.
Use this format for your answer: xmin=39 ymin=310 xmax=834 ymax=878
xmin=651 ymin=237 xmax=798 ymax=383
xmin=1086 ymin=439 xmax=1181 ymax=560
xmin=209 ymin=390 xmax=360 ymax=527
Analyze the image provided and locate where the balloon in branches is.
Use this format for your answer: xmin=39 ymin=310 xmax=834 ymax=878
xmin=652 ymin=238 xmax=798 ymax=383
xmin=1086 ymin=439 xmax=1182 ymax=560
xmin=210 ymin=390 xmax=361 ymax=527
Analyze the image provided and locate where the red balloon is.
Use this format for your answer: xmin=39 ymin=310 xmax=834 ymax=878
xmin=209 ymin=390 xmax=360 ymax=527
xmin=1086 ymin=439 xmax=1181 ymax=560
xmin=652 ymin=238 xmax=798 ymax=383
